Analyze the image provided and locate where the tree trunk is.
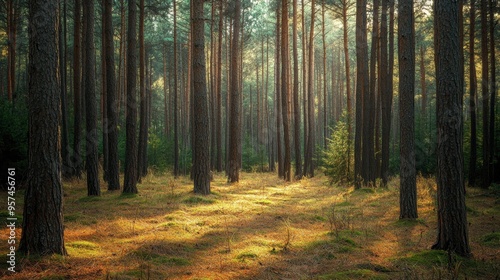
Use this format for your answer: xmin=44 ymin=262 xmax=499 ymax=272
xmin=302 ymin=0 xmax=308 ymax=177
xmin=84 ymin=0 xmax=100 ymax=196
xmin=380 ymin=0 xmax=391 ymax=186
xmin=105 ymin=0 xmax=120 ymax=191
xmin=276 ymin=5 xmax=283 ymax=178
xmin=354 ymin=0 xmax=368 ymax=189
xmin=123 ymin=0 xmax=138 ymax=194
xmin=281 ymin=0 xmax=291 ymax=181
xmin=228 ymin=0 xmax=241 ymax=183
xmin=137 ymin=0 xmax=148 ymax=181
xmin=59 ymin=0 xmax=70 ymax=178
xmin=469 ymin=0 xmax=478 ymax=186
xmin=398 ymin=0 xmax=417 ymax=219
xmin=173 ymin=0 xmax=180 ymax=177
xmin=20 ymin=0 xmax=66 ymax=256
xmin=489 ymin=0 xmax=496 ymax=183
xmin=292 ymin=0 xmax=302 ymax=179
xmin=305 ymin=0 xmax=316 ymax=178
xmin=101 ymin=2 xmax=108 ymax=182
xmin=72 ymin=0 xmax=83 ymax=178
xmin=322 ymin=0 xmax=328 ymax=150
xmin=432 ymin=0 xmax=470 ymax=257
xmin=192 ymin=0 xmax=211 ymax=194
xmin=341 ymin=0 xmax=352 ymax=179
xmin=480 ymin=0 xmax=490 ymax=188
xmin=216 ymin=0 xmax=223 ymax=172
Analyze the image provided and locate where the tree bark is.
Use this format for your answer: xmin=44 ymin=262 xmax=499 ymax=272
xmin=20 ymin=0 xmax=66 ymax=256
xmin=173 ymin=0 xmax=180 ymax=177
xmin=380 ymin=0 xmax=391 ymax=186
xmin=105 ymin=0 xmax=120 ymax=191
xmin=480 ymin=0 xmax=490 ymax=188
xmin=192 ymin=0 xmax=211 ymax=194
xmin=228 ymin=0 xmax=241 ymax=183
xmin=72 ymin=0 xmax=83 ymax=178
xmin=292 ymin=0 xmax=302 ymax=179
xmin=281 ymin=0 xmax=291 ymax=181
xmin=489 ymin=0 xmax=496 ymax=183
xmin=60 ymin=0 xmax=70 ymax=178
xmin=305 ymin=0 xmax=316 ymax=178
xmin=432 ymin=0 xmax=470 ymax=257
xmin=123 ymin=0 xmax=138 ymax=194
xmin=354 ymin=0 xmax=368 ymax=188
xmin=137 ymin=0 xmax=148 ymax=181
xmin=398 ymin=0 xmax=417 ymax=219
xmin=469 ymin=0 xmax=478 ymax=186
xmin=84 ymin=0 xmax=100 ymax=196
xmin=216 ymin=0 xmax=223 ymax=172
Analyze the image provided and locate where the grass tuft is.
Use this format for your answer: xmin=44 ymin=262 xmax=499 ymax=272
xmin=182 ymin=196 xmax=215 ymax=205
xmin=480 ymin=232 xmax=500 ymax=247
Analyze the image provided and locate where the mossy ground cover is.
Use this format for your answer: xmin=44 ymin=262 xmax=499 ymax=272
xmin=1 ymin=172 xmax=499 ymax=279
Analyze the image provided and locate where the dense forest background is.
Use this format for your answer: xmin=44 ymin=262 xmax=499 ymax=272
xmin=0 ymin=0 xmax=500 ymax=278
xmin=0 ymin=0 xmax=499 ymax=185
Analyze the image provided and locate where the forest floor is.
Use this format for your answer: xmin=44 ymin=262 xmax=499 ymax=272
xmin=1 ymin=171 xmax=500 ymax=279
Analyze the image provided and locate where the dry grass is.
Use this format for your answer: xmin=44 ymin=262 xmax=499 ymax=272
xmin=1 ymin=172 xmax=499 ymax=279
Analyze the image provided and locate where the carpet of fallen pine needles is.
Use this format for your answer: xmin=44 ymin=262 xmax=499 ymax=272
xmin=1 ymin=171 xmax=499 ymax=279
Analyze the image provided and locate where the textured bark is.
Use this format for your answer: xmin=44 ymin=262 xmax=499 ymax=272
xmin=123 ymin=0 xmax=138 ymax=194
xmin=480 ymin=0 xmax=490 ymax=188
xmin=341 ymin=0 xmax=352 ymax=147
xmin=192 ymin=0 xmax=211 ymax=194
xmin=105 ymin=0 xmax=120 ymax=191
xmin=173 ymin=0 xmax=180 ymax=177
xmin=137 ymin=0 xmax=148 ymax=181
xmin=302 ymin=0 xmax=308 ymax=176
xmin=281 ymin=0 xmax=291 ymax=181
xmin=354 ymin=0 xmax=368 ymax=188
xmin=364 ymin=0 xmax=378 ymax=185
xmin=101 ymin=4 xmax=108 ymax=182
xmin=72 ymin=0 xmax=83 ymax=178
xmin=20 ymin=0 xmax=66 ymax=255
xmin=276 ymin=6 xmax=283 ymax=178
xmin=398 ymin=0 xmax=417 ymax=219
xmin=305 ymin=0 xmax=316 ymax=178
xmin=292 ymin=0 xmax=302 ymax=179
xmin=59 ymin=0 xmax=70 ymax=179
xmin=469 ymin=0 xmax=478 ymax=186
xmin=84 ymin=0 xmax=100 ymax=196
xmin=432 ymin=0 xmax=470 ymax=257
xmin=380 ymin=0 xmax=391 ymax=186
xmin=228 ymin=0 xmax=241 ymax=183
xmin=489 ymin=0 xmax=496 ymax=183
xmin=321 ymin=0 xmax=327 ymax=150
xmin=216 ymin=0 xmax=223 ymax=172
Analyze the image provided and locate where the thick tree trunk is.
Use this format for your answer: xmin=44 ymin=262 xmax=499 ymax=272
xmin=123 ymin=0 xmax=138 ymax=194
xmin=105 ymin=0 xmax=120 ymax=191
xmin=228 ymin=0 xmax=241 ymax=183
xmin=398 ymin=0 xmax=417 ymax=219
xmin=20 ymin=0 xmax=66 ymax=256
xmin=432 ymin=0 xmax=470 ymax=257
xmin=341 ymin=0 xmax=352 ymax=179
xmin=192 ymin=0 xmax=211 ymax=194
xmin=84 ymin=0 xmax=100 ymax=196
